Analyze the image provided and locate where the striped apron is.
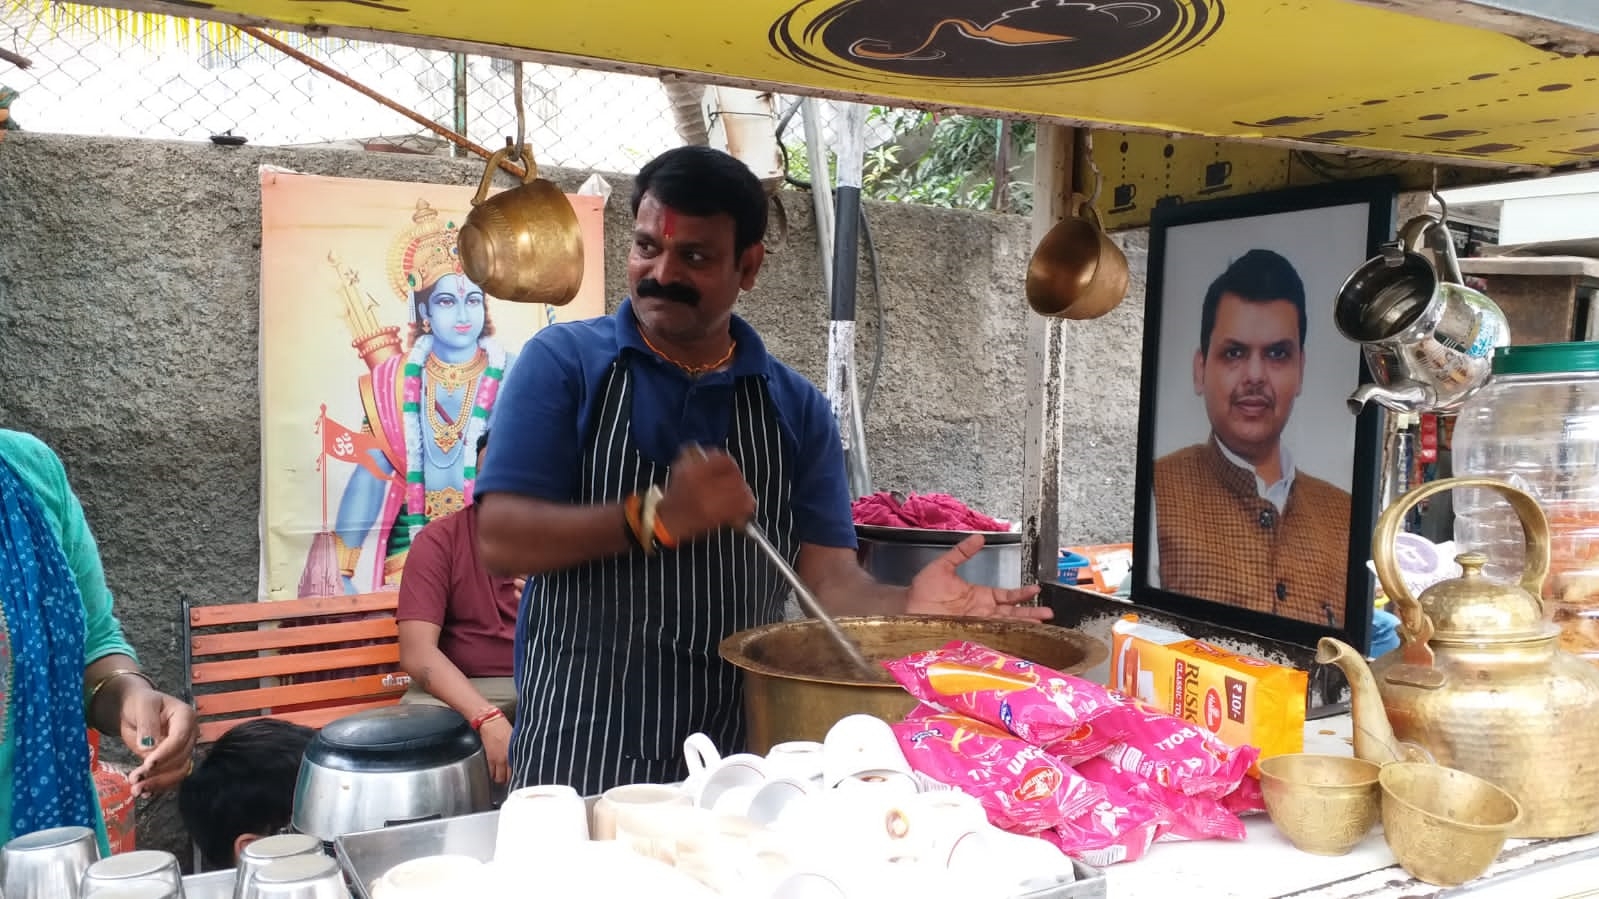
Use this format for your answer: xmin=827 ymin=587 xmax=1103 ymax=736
xmin=508 ymin=356 xmax=797 ymax=794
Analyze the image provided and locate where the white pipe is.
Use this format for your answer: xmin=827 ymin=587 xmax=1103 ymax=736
xmin=801 ymin=99 xmax=835 ymax=293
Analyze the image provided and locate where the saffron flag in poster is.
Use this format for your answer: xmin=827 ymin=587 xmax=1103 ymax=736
xmin=258 ymin=169 xmax=606 ymax=600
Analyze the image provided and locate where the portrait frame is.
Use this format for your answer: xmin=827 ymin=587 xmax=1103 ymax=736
xmin=1130 ymin=178 xmax=1397 ymax=653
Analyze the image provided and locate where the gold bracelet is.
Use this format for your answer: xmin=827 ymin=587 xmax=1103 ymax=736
xmin=85 ymin=668 xmax=158 ymax=722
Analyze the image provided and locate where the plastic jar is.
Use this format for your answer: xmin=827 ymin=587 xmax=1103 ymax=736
xmin=1452 ymin=342 xmax=1599 ymax=666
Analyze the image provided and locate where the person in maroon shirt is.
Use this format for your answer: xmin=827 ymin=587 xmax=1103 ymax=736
xmin=397 ymin=430 xmax=524 ymax=783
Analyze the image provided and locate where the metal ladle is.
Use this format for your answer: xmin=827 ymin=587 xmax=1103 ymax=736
xmin=685 ymin=445 xmax=875 ymax=678
xmin=739 ymin=520 xmax=875 ymax=678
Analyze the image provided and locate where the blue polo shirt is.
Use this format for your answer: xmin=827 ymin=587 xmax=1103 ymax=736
xmin=477 ymin=298 xmax=857 ymax=550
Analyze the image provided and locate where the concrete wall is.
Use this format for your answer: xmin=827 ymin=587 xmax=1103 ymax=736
xmin=0 ymin=131 xmax=1146 ymax=853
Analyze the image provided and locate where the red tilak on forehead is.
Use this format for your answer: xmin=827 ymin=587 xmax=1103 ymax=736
xmin=662 ymin=209 xmax=677 ymax=242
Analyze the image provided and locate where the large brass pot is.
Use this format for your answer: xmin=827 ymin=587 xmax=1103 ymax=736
xmin=719 ymin=615 xmax=1107 ymax=755
xmin=1317 ymin=476 xmax=1599 ymax=839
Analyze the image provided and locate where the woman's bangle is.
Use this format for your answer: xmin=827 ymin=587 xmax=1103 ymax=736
xmin=85 ymin=668 xmax=158 ymax=722
xmin=470 ymin=707 xmax=506 ymax=731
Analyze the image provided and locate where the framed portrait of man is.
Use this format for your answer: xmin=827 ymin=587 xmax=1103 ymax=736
xmin=1130 ymin=179 xmax=1396 ymax=652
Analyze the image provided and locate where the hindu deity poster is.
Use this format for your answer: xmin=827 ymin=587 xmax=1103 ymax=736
xmin=258 ymin=169 xmax=607 ymax=600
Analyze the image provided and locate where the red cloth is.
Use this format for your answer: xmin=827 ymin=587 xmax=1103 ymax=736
xmin=397 ymin=505 xmax=522 ymax=677
xmin=851 ymin=492 xmax=1008 ymax=532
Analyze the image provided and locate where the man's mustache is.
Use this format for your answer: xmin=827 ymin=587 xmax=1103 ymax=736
xmin=636 ymin=277 xmax=700 ymax=307
xmin=1231 ymin=388 xmax=1274 ymax=406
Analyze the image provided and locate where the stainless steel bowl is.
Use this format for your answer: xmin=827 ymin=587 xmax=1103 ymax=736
xmin=244 ymin=855 xmax=350 ymax=899
xmin=1 ymin=825 xmax=101 ymax=899
xmin=236 ymin=834 xmax=326 ymax=899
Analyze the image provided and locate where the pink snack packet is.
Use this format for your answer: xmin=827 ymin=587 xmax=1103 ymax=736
xmin=1042 ymin=777 xmax=1163 ymax=867
xmin=1075 ymin=755 xmax=1247 ymax=843
xmin=1095 ymin=700 xmax=1260 ymax=800
xmin=1221 ymin=774 xmax=1267 ymax=816
xmin=893 ymin=704 xmax=1107 ymax=834
xmin=884 ymin=640 xmax=1130 ymax=761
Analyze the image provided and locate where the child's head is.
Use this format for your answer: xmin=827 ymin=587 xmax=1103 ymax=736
xmin=178 ymin=718 xmax=316 ymax=869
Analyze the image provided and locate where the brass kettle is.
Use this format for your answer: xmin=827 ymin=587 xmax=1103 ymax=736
xmin=1317 ymin=476 xmax=1599 ymax=839
xmin=458 ymin=143 xmax=586 ymax=306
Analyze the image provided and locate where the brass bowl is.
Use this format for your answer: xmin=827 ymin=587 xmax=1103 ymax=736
xmin=719 ymin=616 xmax=1107 ymax=754
xmin=1258 ymin=754 xmax=1382 ymax=856
xmin=1379 ymin=762 xmax=1522 ymax=887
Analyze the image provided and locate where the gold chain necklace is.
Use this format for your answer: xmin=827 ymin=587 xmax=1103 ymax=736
xmin=425 ymin=349 xmax=488 ymax=390
xmin=637 ymin=324 xmax=736 ymax=376
xmin=423 ymin=351 xmax=486 ymax=453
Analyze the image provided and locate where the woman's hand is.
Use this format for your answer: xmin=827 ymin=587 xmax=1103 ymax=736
xmin=117 ymin=681 xmax=198 ymax=797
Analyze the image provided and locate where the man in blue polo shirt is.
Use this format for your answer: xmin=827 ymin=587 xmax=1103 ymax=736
xmin=476 ymin=145 xmax=1051 ymax=794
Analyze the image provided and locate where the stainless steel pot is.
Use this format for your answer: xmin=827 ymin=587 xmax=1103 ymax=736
xmin=291 ymin=705 xmax=493 ymax=844
xmin=855 ymin=524 xmax=1023 ymax=589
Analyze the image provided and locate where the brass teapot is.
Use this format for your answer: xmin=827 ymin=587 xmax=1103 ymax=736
xmin=1317 ymin=476 xmax=1599 ymax=839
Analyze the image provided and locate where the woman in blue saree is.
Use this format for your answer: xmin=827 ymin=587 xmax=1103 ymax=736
xmin=0 ymin=429 xmax=196 ymax=852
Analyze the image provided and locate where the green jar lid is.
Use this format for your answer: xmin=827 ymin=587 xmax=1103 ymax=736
xmin=1492 ymin=341 xmax=1599 ymax=376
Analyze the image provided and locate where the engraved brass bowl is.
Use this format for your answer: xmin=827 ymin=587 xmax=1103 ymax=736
xmin=1380 ymin=762 xmax=1522 ymax=887
xmin=719 ymin=615 xmax=1107 ymax=755
xmin=1258 ymin=753 xmax=1382 ymax=856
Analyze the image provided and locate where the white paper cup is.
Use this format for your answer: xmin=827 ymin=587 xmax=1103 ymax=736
xmin=615 ymin=800 xmax=708 ymax=866
xmin=696 ymin=754 xmax=771 ymax=810
xmin=765 ymin=741 xmax=826 ymax=782
xmin=747 ymin=777 xmax=819 ymax=828
xmin=593 ymin=783 xmax=689 ymax=841
xmin=822 ymin=716 xmax=909 ymax=787
xmin=492 ymin=784 xmax=590 ymax=866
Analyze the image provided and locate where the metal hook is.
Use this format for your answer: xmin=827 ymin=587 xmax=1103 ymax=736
xmin=1429 ymin=167 xmax=1449 ymax=226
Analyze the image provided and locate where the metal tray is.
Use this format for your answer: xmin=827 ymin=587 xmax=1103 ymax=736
xmin=855 ymin=523 xmax=1023 ymax=546
xmin=336 ymin=810 xmax=502 ymax=899
xmin=334 ymin=808 xmax=1107 ymax=899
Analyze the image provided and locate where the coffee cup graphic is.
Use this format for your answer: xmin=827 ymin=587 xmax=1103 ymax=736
xmin=1111 ymin=182 xmax=1137 ymax=212
xmin=1198 ymin=160 xmax=1232 ymax=194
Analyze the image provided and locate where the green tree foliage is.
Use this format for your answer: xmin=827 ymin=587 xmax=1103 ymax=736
xmin=784 ymin=107 xmax=1035 ymax=215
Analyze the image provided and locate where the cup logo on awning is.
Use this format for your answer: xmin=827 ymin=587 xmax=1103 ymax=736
xmin=771 ymin=0 xmax=1222 ymax=85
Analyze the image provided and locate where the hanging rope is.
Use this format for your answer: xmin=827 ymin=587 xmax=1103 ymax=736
xmin=509 ymin=61 xmax=555 ymax=328
xmin=512 ymin=60 xmax=527 ymax=154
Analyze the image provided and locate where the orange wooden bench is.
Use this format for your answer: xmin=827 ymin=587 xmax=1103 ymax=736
xmin=181 ymin=592 xmax=412 ymax=745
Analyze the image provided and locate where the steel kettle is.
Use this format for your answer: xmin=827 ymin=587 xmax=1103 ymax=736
xmin=1334 ymin=212 xmax=1509 ymax=415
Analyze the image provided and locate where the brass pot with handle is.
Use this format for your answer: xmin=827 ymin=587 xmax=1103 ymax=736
xmin=458 ymin=143 xmax=586 ymax=306
xmin=1316 ymin=476 xmax=1599 ymax=838
xmin=1024 ymin=192 xmax=1128 ymax=320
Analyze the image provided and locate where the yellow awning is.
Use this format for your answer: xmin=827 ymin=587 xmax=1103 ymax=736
xmin=84 ymin=0 xmax=1599 ymax=170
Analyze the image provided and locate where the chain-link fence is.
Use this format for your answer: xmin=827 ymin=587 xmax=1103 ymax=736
xmin=2 ymin=2 xmax=1026 ymax=205
xmin=2 ymin=2 xmax=694 ymax=171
